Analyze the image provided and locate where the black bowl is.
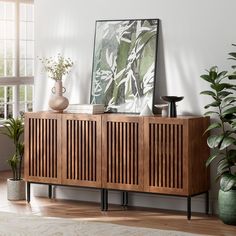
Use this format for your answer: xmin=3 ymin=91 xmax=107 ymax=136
xmin=161 ymin=96 xmax=184 ymax=103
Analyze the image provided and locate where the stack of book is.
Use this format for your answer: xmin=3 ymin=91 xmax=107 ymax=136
xmin=66 ymin=104 xmax=105 ymax=114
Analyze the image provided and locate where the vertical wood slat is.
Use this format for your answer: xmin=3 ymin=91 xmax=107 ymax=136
xmin=54 ymin=119 xmax=58 ymax=178
xmin=127 ymin=122 xmax=130 ymax=185
xmin=179 ymin=125 xmax=183 ymax=188
xmin=79 ymin=120 xmax=82 ymax=180
xmin=88 ymin=121 xmax=91 ymax=181
xmin=134 ymin=123 xmax=137 ymax=185
xmin=158 ymin=123 xmax=162 ymax=187
xmin=35 ymin=119 xmax=39 ymax=177
xmin=170 ymin=124 xmax=174 ymax=188
xmin=154 ymin=123 xmax=157 ymax=187
xmin=150 ymin=123 xmax=154 ymax=186
xmin=93 ymin=121 xmax=96 ymax=181
xmin=85 ymin=121 xmax=89 ymax=181
xmin=123 ymin=123 xmax=127 ymax=185
xmin=75 ymin=120 xmax=78 ymax=180
xmin=174 ymin=125 xmax=178 ymax=188
xmin=112 ymin=122 xmax=115 ymax=183
xmin=115 ymin=122 xmax=119 ymax=183
xmin=108 ymin=122 xmax=111 ymax=183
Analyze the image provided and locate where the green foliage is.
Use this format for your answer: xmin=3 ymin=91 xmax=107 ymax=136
xmin=1 ymin=117 xmax=24 ymax=180
xmin=200 ymin=45 xmax=236 ymax=191
xmin=39 ymin=54 xmax=73 ymax=81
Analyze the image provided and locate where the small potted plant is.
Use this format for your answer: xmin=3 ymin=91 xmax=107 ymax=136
xmin=1 ymin=117 xmax=25 ymax=200
xmin=40 ymin=54 xmax=73 ymax=112
xmin=200 ymin=45 xmax=236 ymax=225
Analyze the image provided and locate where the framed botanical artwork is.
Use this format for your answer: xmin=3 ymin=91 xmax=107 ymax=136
xmin=90 ymin=19 xmax=159 ymax=113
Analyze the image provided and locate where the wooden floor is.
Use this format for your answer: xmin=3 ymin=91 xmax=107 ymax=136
xmin=0 ymin=171 xmax=235 ymax=235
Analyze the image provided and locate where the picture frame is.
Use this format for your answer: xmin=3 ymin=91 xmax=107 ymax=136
xmin=90 ymin=19 xmax=159 ymax=113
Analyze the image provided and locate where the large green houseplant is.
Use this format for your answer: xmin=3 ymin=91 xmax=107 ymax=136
xmin=1 ymin=117 xmax=25 ymax=200
xmin=200 ymin=45 xmax=236 ymax=225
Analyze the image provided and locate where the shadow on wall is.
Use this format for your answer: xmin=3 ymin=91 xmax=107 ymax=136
xmin=153 ymin=20 xmax=167 ymax=114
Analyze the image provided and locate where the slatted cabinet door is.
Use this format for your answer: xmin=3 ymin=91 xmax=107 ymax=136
xmin=143 ymin=117 xmax=187 ymax=195
xmin=61 ymin=114 xmax=102 ymax=188
xmin=102 ymin=115 xmax=144 ymax=191
xmin=24 ymin=112 xmax=62 ymax=184
xmin=143 ymin=117 xmax=210 ymax=196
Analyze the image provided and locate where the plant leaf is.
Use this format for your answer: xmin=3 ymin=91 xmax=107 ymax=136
xmin=211 ymin=83 xmax=234 ymax=92
xmin=218 ymin=91 xmax=233 ymax=98
xmin=217 ymin=159 xmax=230 ymax=178
xmin=204 ymin=101 xmax=220 ymax=109
xmin=220 ymin=136 xmax=236 ymax=150
xmin=227 ymin=149 xmax=236 ymax=162
xmin=209 ymin=70 xmax=218 ymax=81
xmin=207 ymin=135 xmax=224 ymax=148
xmin=222 ymin=107 xmax=236 ymax=117
xmin=200 ymin=90 xmax=216 ymax=97
xmin=224 ymin=96 xmax=236 ymax=103
xmin=200 ymin=74 xmax=213 ymax=83
xmin=231 ymin=121 xmax=236 ymax=129
xmin=220 ymin=173 xmax=236 ymax=191
xmin=228 ymin=74 xmax=236 ymax=80
xmin=204 ymin=122 xmax=221 ymax=134
xmin=204 ymin=111 xmax=219 ymax=116
xmin=229 ymin=52 xmax=236 ymax=59
xmin=206 ymin=153 xmax=219 ymax=167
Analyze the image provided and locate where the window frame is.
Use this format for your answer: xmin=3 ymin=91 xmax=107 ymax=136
xmin=0 ymin=0 xmax=34 ymax=120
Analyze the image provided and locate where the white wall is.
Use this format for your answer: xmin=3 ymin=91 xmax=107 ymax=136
xmin=34 ymin=0 xmax=236 ymax=213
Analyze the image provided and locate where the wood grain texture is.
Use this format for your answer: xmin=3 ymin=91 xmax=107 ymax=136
xmin=24 ymin=112 xmax=209 ymax=197
xmin=102 ymin=115 xmax=144 ymax=191
xmin=24 ymin=112 xmax=62 ymax=184
xmin=143 ymin=116 xmax=209 ymax=196
xmin=61 ymin=114 xmax=102 ymax=188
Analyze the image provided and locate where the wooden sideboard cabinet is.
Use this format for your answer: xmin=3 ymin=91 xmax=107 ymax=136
xmin=24 ymin=112 xmax=210 ymax=219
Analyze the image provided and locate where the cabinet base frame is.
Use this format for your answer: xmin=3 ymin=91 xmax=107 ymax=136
xmin=26 ymin=181 xmax=209 ymax=220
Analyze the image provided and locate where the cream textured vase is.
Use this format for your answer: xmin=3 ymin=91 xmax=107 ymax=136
xmin=7 ymin=179 xmax=26 ymax=201
xmin=49 ymin=80 xmax=69 ymax=112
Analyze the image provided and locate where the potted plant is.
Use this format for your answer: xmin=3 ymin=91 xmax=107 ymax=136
xmin=40 ymin=54 xmax=73 ymax=112
xmin=1 ymin=117 xmax=25 ymax=200
xmin=200 ymin=45 xmax=236 ymax=225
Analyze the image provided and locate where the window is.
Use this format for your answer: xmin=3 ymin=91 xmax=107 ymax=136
xmin=0 ymin=0 xmax=34 ymax=121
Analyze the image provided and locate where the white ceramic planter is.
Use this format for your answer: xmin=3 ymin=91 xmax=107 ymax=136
xmin=49 ymin=80 xmax=69 ymax=112
xmin=7 ymin=179 xmax=26 ymax=201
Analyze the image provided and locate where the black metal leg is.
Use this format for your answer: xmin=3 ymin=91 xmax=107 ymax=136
xmin=48 ymin=185 xmax=52 ymax=199
xmin=122 ymin=191 xmax=128 ymax=207
xmin=187 ymin=196 xmax=191 ymax=220
xmin=27 ymin=182 xmax=31 ymax=203
xmin=206 ymin=191 xmax=209 ymax=215
xmin=104 ymin=189 xmax=108 ymax=211
xmin=101 ymin=189 xmax=105 ymax=211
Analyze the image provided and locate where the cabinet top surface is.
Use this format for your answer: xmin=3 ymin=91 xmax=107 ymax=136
xmin=25 ymin=111 xmax=208 ymax=120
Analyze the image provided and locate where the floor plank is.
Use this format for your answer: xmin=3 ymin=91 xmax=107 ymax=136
xmin=0 ymin=171 xmax=236 ymax=235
